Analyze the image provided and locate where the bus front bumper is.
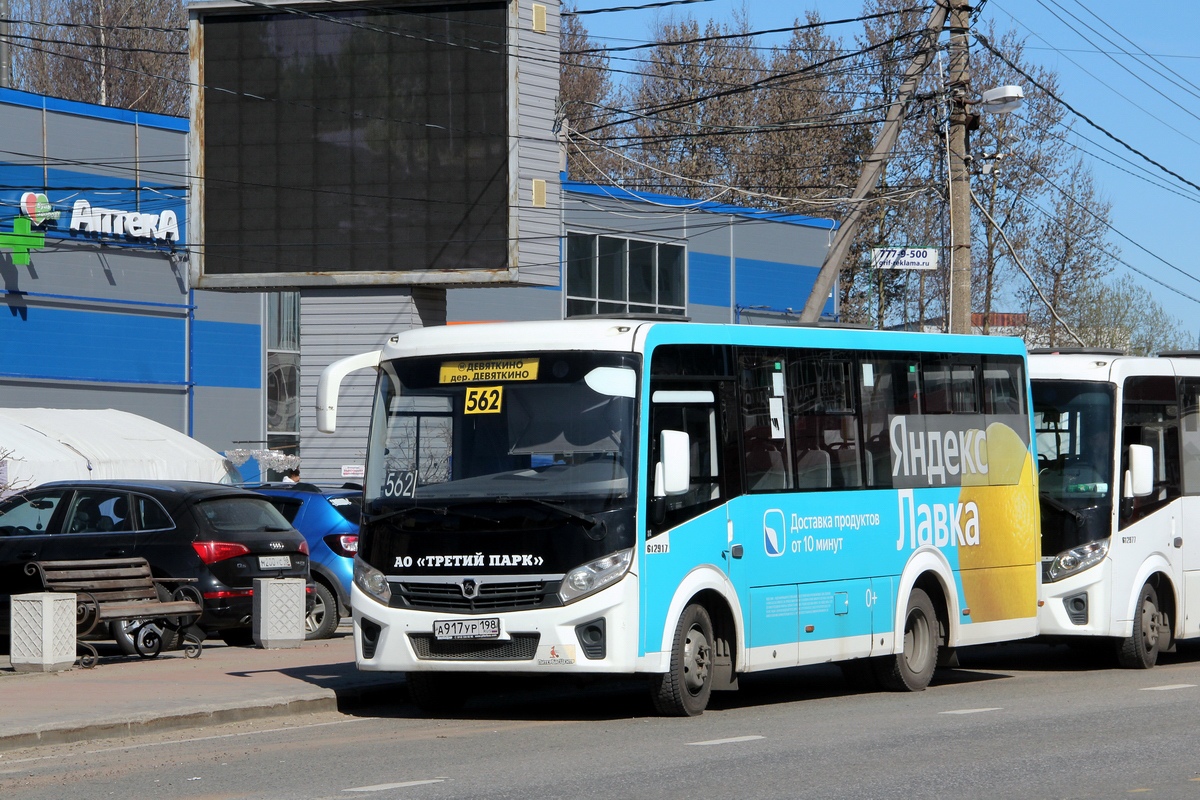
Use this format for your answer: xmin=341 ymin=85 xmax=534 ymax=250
xmin=1038 ymin=559 xmax=1116 ymax=638
xmin=350 ymin=575 xmax=641 ymax=674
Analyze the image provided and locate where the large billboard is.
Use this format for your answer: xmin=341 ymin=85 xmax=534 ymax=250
xmin=190 ymin=0 xmax=560 ymax=289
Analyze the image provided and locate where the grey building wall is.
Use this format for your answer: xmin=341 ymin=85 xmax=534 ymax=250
xmin=298 ymin=287 xmax=446 ymax=484
xmin=513 ymin=0 xmax=563 ymax=287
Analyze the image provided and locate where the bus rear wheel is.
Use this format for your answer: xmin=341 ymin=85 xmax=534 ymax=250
xmin=651 ymin=603 xmax=714 ymax=716
xmin=1117 ymin=582 xmax=1162 ymax=669
xmin=874 ymin=588 xmax=939 ymax=691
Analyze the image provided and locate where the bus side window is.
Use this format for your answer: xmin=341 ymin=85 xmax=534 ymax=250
xmin=983 ymin=357 xmax=1026 ymax=416
xmin=740 ymin=350 xmax=792 ymax=492
xmin=921 ymin=355 xmax=979 ymax=414
xmin=1180 ymin=379 xmax=1200 ymax=496
xmin=649 ymin=400 xmax=722 ymax=532
xmin=1120 ymin=375 xmax=1180 ymax=526
xmin=786 ymin=352 xmax=860 ymax=489
xmin=860 ymin=356 xmax=919 ymax=488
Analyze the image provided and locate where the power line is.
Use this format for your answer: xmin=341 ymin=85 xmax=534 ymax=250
xmin=974 ymin=32 xmax=1200 ymax=197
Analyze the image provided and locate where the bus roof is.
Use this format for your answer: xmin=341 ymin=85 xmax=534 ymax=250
xmin=1028 ymin=351 xmax=1200 ymax=382
xmin=378 ymin=319 xmax=1030 ymax=361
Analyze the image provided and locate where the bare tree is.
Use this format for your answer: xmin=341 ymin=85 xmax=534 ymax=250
xmin=1018 ymin=158 xmax=1116 ymax=347
xmin=6 ymin=0 xmax=187 ymax=115
xmin=1064 ymin=274 xmax=1195 ymax=355
xmin=560 ymin=2 xmax=625 ymax=181
xmin=601 ymin=9 xmax=765 ymax=197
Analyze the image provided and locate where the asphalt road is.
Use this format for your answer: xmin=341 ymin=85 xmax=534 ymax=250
xmin=3 ymin=641 xmax=1200 ymax=800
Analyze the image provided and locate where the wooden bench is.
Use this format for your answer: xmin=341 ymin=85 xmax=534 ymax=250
xmin=24 ymin=557 xmax=204 ymax=668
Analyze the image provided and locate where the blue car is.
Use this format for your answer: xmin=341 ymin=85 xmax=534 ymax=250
xmin=250 ymin=483 xmax=360 ymax=639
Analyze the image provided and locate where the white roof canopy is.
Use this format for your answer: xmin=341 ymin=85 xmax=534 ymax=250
xmin=0 ymin=408 xmax=237 ymax=495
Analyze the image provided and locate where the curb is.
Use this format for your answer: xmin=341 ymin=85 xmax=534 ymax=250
xmin=0 ymin=681 xmax=407 ymax=752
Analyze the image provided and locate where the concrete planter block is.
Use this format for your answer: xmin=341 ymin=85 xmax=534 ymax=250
xmin=253 ymin=578 xmax=305 ymax=649
xmin=10 ymin=592 xmax=76 ymax=672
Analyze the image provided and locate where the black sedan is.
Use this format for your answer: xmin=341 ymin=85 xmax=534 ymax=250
xmin=0 ymin=480 xmax=311 ymax=648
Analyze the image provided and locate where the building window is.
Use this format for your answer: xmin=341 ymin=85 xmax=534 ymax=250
xmin=565 ymin=233 xmax=686 ymax=317
xmin=266 ymin=292 xmax=300 ymax=472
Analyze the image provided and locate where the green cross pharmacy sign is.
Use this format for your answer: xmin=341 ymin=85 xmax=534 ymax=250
xmin=0 ymin=216 xmax=46 ymax=266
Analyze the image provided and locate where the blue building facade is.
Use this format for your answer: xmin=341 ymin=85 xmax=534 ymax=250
xmin=0 ymin=88 xmax=269 ymax=477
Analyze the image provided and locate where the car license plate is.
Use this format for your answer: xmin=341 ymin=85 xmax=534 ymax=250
xmin=258 ymin=555 xmax=291 ymax=569
xmin=434 ymin=617 xmax=500 ymax=640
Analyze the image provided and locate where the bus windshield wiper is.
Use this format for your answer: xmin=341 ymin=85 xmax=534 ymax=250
xmin=496 ymin=496 xmax=601 ymax=529
xmin=1039 ymin=492 xmax=1085 ymax=525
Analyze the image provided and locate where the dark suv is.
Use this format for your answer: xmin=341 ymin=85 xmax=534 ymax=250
xmin=0 ymin=480 xmax=310 ymax=647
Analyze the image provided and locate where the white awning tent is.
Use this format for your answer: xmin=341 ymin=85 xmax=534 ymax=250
xmin=0 ymin=408 xmax=239 ymax=496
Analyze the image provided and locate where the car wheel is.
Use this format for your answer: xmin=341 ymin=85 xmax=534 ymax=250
xmin=111 ymin=585 xmax=182 ymax=655
xmin=305 ymin=581 xmax=339 ymax=640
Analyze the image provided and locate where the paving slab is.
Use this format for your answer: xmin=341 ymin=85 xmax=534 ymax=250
xmin=0 ymin=627 xmax=406 ymax=751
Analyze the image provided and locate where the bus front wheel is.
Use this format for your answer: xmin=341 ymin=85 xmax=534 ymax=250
xmin=1117 ymin=582 xmax=1162 ymax=669
xmin=651 ymin=603 xmax=714 ymax=716
xmin=874 ymin=588 xmax=939 ymax=691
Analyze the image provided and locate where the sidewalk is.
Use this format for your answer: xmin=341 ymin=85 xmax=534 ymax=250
xmin=0 ymin=625 xmax=407 ymax=751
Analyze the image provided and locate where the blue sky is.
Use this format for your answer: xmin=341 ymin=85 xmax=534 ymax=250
xmin=572 ymin=0 xmax=1200 ymax=330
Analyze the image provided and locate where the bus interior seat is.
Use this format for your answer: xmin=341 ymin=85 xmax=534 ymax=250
xmin=795 ymin=449 xmax=831 ymax=489
xmin=749 ymin=446 xmax=788 ymax=490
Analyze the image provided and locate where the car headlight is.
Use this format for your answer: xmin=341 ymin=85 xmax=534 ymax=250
xmin=353 ymin=556 xmax=392 ymax=604
xmin=1046 ymin=539 xmax=1109 ymax=583
xmin=560 ymin=548 xmax=633 ymax=604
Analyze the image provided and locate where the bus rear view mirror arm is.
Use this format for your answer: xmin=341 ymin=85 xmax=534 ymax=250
xmin=655 ymin=430 xmax=691 ymax=497
xmin=316 ymin=350 xmax=382 ymax=433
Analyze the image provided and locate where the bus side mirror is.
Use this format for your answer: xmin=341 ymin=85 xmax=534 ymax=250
xmin=654 ymin=430 xmax=691 ymax=497
xmin=316 ymin=350 xmax=381 ymax=433
xmin=1126 ymin=443 xmax=1154 ymax=498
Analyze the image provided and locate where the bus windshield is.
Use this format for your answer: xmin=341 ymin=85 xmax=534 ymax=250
xmin=1032 ymin=380 xmax=1115 ymax=554
xmin=365 ymin=351 xmax=638 ymax=508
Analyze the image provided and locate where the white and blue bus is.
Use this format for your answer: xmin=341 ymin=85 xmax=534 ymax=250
xmin=317 ymin=319 xmax=1041 ymax=715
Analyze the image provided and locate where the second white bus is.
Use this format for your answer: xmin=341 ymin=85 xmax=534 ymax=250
xmin=1032 ymin=349 xmax=1200 ymax=667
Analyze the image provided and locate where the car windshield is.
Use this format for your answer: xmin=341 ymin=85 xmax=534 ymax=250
xmin=195 ymin=496 xmax=293 ymax=533
xmin=1032 ymin=380 xmax=1115 ymax=554
xmin=364 ymin=351 xmax=638 ymax=507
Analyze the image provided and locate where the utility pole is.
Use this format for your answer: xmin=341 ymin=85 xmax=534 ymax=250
xmin=0 ymin=0 xmax=10 ymax=89
xmin=948 ymin=0 xmax=973 ymax=334
xmin=799 ymin=2 xmax=949 ymax=324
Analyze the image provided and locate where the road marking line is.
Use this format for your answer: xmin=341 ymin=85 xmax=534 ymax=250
xmin=687 ymin=735 xmax=765 ymax=746
xmin=345 ymin=780 xmax=447 ymax=792
xmin=938 ymin=708 xmax=1002 ymax=715
xmin=1140 ymin=684 xmax=1196 ymax=691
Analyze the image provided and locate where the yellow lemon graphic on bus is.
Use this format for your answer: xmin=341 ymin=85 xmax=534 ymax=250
xmin=958 ymin=422 xmax=1039 ymax=622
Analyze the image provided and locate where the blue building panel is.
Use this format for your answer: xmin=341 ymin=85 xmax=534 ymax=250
xmin=734 ymin=258 xmax=832 ymax=317
xmin=191 ymin=320 xmax=262 ymax=389
xmin=688 ymin=251 xmax=732 ymax=308
xmin=0 ymin=307 xmax=185 ymax=384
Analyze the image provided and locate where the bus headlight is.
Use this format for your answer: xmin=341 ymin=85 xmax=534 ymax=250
xmin=1046 ymin=539 xmax=1109 ymax=583
xmin=560 ymin=548 xmax=633 ymax=604
xmin=354 ymin=556 xmax=392 ymax=605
